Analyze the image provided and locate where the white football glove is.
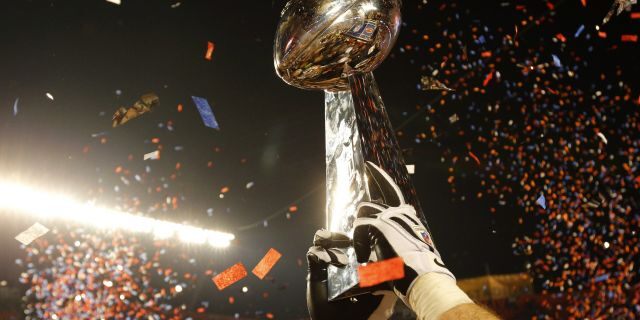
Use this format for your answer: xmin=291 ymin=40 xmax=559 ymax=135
xmin=353 ymin=162 xmax=454 ymax=305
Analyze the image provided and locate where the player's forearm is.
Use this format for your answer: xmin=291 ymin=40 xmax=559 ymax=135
xmin=439 ymin=303 xmax=499 ymax=320
xmin=407 ymin=273 xmax=499 ymax=320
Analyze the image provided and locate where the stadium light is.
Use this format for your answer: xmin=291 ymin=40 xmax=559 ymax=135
xmin=0 ymin=179 xmax=235 ymax=248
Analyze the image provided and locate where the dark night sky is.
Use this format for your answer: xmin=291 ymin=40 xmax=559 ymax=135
xmin=1 ymin=0 xmax=635 ymax=318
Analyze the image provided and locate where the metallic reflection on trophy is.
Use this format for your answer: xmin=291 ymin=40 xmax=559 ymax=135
xmin=274 ymin=0 xmax=428 ymax=300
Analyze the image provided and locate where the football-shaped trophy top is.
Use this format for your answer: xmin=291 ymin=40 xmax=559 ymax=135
xmin=274 ymin=0 xmax=402 ymax=91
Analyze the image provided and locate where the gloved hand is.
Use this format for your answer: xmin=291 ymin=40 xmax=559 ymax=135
xmin=353 ymin=161 xmax=454 ymax=305
xmin=307 ymin=229 xmax=397 ymax=320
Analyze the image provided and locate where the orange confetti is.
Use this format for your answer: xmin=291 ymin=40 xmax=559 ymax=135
xmin=469 ymin=151 xmax=481 ymax=166
xmin=555 ymin=33 xmax=566 ymax=42
xmin=115 ymin=166 xmax=122 ymax=174
xmin=358 ymin=257 xmax=405 ymax=287
xmin=205 ymin=41 xmax=215 ymax=61
xmin=632 ymin=12 xmax=640 ymax=19
xmin=177 ymin=104 xmax=183 ymax=112
xmin=228 ymin=296 xmax=235 ymax=304
xmin=221 ymin=186 xmax=230 ymax=193
xmin=175 ymin=162 xmax=181 ymax=170
xmin=266 ymin=313 xmax=274 ymax=319
xmin=151 ymin=138 xmax=160 ymax=144
xmin=580 ymin=0 xmax=586 ymax=7
xmin=598 ymin=31 xmax=607 ymax=38
xmin=545 ymin=1 xmax=554 ymax=11
xmin=252 ymin=248 xmax=282 ymax=279
xmin=481 ymin=51 xmax=492 ymax=58
xmin=213 ymin=263 xmax=247 ymax=290
xmin=621 ymin=34 xmax=638 ymax=42
xmin=482 ymin=70 xmax=494 ymax=87
xmin=171 ymin=196 xmax=178 ymax=209
xmin=289 ymin=205 xmax=298 ymax=212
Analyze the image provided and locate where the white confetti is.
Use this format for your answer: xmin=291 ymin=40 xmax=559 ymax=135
xmin=15 ymin=222 xmax=50 ymax=245
xmin=143 ymin=150 xmax=160 ymax=160
xmin=596 ymin=132 xmax=608 ymax=144
xmin=406 ymin=164 xmax=415 ymax=174
xmin=13 ymin=98 xmax=19 ymax=116
xmin=46 ymin=93 xmax=54 ymax=100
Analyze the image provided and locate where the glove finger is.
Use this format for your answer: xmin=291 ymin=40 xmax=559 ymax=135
xmin=365 ymin=161 xmax=405 ymax=207
xmin=356 ymin=202 xmax=386 ymax=218
xmin=306 ymin=246 xmax=328 ymax=282
xmin=353 ymin=224 xmax=373 ymax=264
xmin=307 ymin=246 xmax=330 ymax=266
xmin=379 ymin=208 xmax=423 ymax=228
xmin=354 ymin=217 xmax=403 ymax=262
xmin=307 ymin=246 xmax=348 ymax=267
xmin=353 ymin=217 xmax=383 ymax=263
xmin=313 ymin=229 xmax=351 ymax=249
xmin=326 ymin=248 xmax=348 ymax=267
xmin=372 ymin=232 xmax=400 ymax=262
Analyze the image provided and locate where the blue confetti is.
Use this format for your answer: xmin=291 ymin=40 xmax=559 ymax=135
xmin=594 ymin=273 xmax=609 ymax=283
xmin=574 ymin=24 xmax=585 ymax=38
xmin=191 ymin=96 xmax=220 ymax=130
xmin=536 ymin=194 xmax=547 ymax=209
xmin=552 ymin=54 xmax=562 ymax=68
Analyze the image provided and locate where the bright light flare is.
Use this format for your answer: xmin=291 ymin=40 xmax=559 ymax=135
xmin=360 ymin=2 xmax=378 ymax=13
xmin=0 ymin=180 xmax=234 ymax=248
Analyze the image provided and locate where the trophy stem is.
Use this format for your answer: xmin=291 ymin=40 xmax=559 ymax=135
xmin=324 ymin=72 xmax=428 ymax=300
xmin=324 ymin=90 xmax=369 ymax=234
xmin=347 ymin=72 xmax=427 ymax=227
xmin=324 ymin=90 xmax=367 ymax=300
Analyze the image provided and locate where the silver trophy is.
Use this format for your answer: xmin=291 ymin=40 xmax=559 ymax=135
xmin=274 ymin=0 xmax=428 ymax=300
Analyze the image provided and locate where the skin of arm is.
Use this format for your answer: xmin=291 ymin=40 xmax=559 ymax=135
xmin=440 ymin=303 xmax=500 ymax=320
